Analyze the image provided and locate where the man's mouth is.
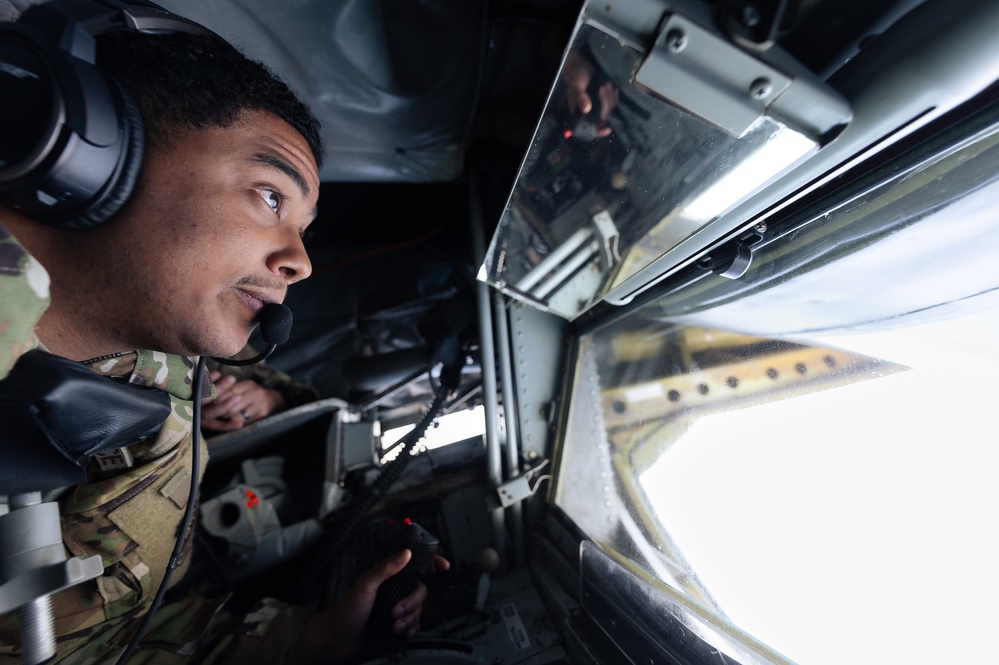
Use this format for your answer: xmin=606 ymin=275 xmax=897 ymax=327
xmin=235 ymin=288 xmax=280 ymax=316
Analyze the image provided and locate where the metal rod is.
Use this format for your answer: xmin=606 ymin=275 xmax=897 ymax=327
xmin=8 ymin=493 xmax=56 ymax=665
xmin=493 ymin=293 xmax=525 ymax=566
xmin=535 ymin=238 xmax=600 ymax=300
xmin=19 ymin=597 xmax=55 ymax=665
xmin=514 ymin=226 xmax=593 ymax=293
xmin=470 ymin=181 xmax=507 ymax=565
xmin=355 ymin=367 xmax=427 ymax=413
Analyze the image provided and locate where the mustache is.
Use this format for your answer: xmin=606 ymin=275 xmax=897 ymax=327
xmin=235 ymin=275 xmax=286 ymax=293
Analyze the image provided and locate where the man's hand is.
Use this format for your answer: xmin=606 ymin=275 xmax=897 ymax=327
xmin=291 ymin=549 xmax=451 ymax=664
xmin=563 ymin=49 xmax=618 ymax=139
xmin=201 ymin=370 xmax=285 ymax=430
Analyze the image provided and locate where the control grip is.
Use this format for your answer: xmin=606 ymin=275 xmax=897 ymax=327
xmin=365 ymin=521 xmax=439 ymax=651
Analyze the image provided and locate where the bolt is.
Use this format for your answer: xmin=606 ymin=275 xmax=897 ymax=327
xmin=665 ymin=29 xmax=687 ymax=53
xmin=750 ymin=77 xmax=772 ymax=100
xmin=754 ymin=221 xmax=768 ymax=233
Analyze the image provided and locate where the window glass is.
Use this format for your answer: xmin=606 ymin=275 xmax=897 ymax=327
xmin=480 ymin=22 xmax=817 ymax=319
xmin=556 ymin=309 xmax=999 ymax=664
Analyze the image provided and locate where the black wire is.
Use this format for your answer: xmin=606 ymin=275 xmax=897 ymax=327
xmin=193 ymin=529 xmax=233 ymax=596
xmin=115 ymin=355 xmax=208 ymax=665
xmin=211 ymin=344 xmax=276 ymax=366
xmin=285 ymin=387 xmax=448 ymax=605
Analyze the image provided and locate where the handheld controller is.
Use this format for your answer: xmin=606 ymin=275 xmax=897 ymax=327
xmin=366 ymin=520 xmax=439 ymax=652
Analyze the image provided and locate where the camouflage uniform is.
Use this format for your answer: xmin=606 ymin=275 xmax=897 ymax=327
xmin=0 ymin=221 xmax=49 ymax=381
xmin=0 ymin=222 xmax=314 ymax=663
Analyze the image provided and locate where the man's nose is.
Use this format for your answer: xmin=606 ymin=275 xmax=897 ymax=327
xmin=270 ymin=233 xmax=312 ymax=283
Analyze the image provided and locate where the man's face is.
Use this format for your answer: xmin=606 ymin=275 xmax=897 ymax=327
xmin=100 ymin=110 xmax=320 ymax=357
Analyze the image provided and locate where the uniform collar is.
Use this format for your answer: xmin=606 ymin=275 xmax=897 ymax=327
xmin=84 ymin=350 xmax=214 ymax=401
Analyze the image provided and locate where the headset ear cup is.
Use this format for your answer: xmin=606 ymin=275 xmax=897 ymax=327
xmin=58 ymin=83 xmax=144 ymax=231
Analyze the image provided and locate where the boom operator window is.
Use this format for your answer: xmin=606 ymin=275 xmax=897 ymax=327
xmin=553 ymin=103 xmax=999 ymax=665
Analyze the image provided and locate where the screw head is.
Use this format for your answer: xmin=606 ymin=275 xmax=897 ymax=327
xmin=665 ymin=29 xmax=687 ymax=53
xmin=754 ymin=221 xmax=768 ymax=233
xmin=750 ymin=77 xmax=773 ymax=99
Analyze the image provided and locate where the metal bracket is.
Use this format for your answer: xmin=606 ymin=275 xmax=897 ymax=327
xmin=636 ymin=13 xmax=791 ymax=137
xmin=592 ymin=210 xmax=621 ymax=273
xmin=496 ymin=460 xmax=551 ymax=508
xmin=696 ymin=228 xmax=765 ymax=279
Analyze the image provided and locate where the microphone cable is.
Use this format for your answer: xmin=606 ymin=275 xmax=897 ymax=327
xmin=114 ymin=355 xmax=207 ymax=665
xmin=285 ymin=386 xmax=447 ymax=606
xmin=115 ymin=304 xmax=291 ymax=664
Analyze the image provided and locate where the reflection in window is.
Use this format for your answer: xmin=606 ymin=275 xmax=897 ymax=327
xmin=556 ymin=311 xmax=999 ymax=664
xmin=481 ymin=23 xmax=819 ymax=319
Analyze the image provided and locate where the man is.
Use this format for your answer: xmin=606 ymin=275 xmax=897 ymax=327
xmin=0 ymin=18 xmax=446 ymax=665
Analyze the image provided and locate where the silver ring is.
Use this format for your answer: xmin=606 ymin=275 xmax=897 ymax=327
xmin=240 ymin=409 xmax=251 ymax=421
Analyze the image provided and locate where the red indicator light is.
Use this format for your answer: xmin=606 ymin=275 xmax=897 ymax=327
xmin=563 ymin=129 xmax=573 ymax=139
xmin=403 ymin=517 xmax=412 ymax=525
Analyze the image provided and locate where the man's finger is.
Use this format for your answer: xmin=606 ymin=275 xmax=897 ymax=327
xmin=430 ymin=554 xmax=451 ymax=573
xmin=357 ymin=549 xmax=412 ymax=594
xmin=393 ymin=582 xmax=428 ymax=619
xmin=392 ymin=582 xmax=426 ymax=636
xmin=201 ymin=415 xmax=243 ymax=431
xmin=567 ymin=87 xmax=592 ymax=116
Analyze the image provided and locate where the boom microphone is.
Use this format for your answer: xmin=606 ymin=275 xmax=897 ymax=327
xmin=258 ymin=302 xmax=293 ymax=345
xmin=212 ymin=303 xmax=292 ymax=366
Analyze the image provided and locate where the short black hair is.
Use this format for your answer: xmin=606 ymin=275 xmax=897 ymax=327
xmin=96 ymin=30 xmax=325 ymax=169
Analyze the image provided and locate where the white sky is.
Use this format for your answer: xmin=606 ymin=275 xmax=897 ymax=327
xmin=639 ymin=310 xmax=999 ymax=664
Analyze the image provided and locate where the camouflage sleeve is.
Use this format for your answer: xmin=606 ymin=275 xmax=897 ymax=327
xmin=122 ymin=596 xmax=313 ymax=665
xmin=198 ymin=598 xmax=314 ymax=665
xmin=0 ymin=221 xmax=50 ymax=380
xmin=207 ymin=345 xmax=320 ymax=408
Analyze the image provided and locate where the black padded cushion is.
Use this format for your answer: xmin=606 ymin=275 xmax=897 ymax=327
xmin=0 ymin=349 xmax=171 ymax=494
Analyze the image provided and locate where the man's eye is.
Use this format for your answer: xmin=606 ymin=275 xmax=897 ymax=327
xmin=257 ymin=188 xmax=283 ymax=213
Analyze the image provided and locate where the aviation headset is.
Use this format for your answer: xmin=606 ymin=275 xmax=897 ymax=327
xmin=0 ymin=0 xmax=219 ymax=230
